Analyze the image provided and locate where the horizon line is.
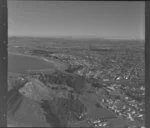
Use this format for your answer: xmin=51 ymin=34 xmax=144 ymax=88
xmin=8 ymin=35 xmax=145 ymax=41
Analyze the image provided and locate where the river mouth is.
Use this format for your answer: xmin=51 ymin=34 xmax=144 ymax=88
xmin=8 ymin=53 xmax=60 ymax=73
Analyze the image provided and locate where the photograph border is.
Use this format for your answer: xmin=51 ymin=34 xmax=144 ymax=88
xmin=145 ymin=1 xmax=149 ymax=128
xmin=0 ymin=0 xmax=7 ymax=127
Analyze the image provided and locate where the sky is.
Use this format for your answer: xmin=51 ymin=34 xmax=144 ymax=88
xmin=8 ymin=1 xmax=145 ymax=40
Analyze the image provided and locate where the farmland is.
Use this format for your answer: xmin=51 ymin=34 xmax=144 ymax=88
xmin=8 ymin=37 xmax=145 ymax=128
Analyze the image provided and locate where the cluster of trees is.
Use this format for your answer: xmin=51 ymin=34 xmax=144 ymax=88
xmin=38 ymin=71 xmax=86 ymax=93
xmin=41 ymin=96 xmax=87 ymax=127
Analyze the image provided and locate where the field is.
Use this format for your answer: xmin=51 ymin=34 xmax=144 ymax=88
xmin=8 ymin=37 xmax=145 ymax=128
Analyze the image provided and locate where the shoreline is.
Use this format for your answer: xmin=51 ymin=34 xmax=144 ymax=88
xmin=8 ymin=52 xmax=69 ymax=72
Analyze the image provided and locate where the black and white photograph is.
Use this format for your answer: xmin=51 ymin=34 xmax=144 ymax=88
xmin=7 ymin=1 xmax=145 ymax=127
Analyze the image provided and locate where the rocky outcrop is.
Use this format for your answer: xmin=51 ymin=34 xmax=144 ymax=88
xmin=7 ymin=73 xmax=87 ymax=127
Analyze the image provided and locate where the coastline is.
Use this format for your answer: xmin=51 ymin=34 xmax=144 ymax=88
xmin=8 ymin=52 xmax=69 ymax=72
